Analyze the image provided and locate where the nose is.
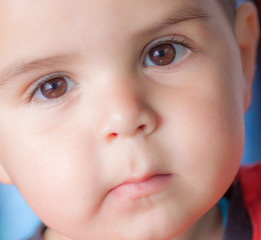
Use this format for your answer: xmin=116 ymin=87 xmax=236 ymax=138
xmin=102 ymin=84 xmax=157 ymax=140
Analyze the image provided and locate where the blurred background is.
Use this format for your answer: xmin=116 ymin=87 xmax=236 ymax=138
xmin=0 ymin=0 xmax=261 ymax=239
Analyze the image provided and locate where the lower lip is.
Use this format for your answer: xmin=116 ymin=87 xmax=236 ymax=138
xmin=108 ymin=174 xmax=173 ymax=200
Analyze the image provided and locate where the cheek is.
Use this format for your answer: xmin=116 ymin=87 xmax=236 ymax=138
xmin=0 ymin=111 xmax=103 ymax=227
xmin=155 ymin=73 xmax=244 ymax=196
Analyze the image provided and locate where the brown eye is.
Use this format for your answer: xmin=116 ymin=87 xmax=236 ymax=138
xmin=40 ymin=77 xmax=67 ymax=99
xmin=144 ymin=41 xmax=188 ymax=68
xmin=148 ymin=43 xmax=176 ymax=66
xmin=32 ymin=74 xmax=77 ymax=101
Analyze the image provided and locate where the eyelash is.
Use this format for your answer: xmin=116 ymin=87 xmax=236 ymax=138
xmin=143 ymin=35 xmax=196 ymax=68
xmin=27 ymin=72 xmax=74 ymax=101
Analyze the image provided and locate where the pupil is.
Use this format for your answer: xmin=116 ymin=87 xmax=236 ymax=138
xmin=158 ymin=50 xmax=165 ymax=57
xmin=51 ymin=83 xmax=58 ymax=90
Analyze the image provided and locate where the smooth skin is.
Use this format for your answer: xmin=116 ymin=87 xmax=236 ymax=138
xmin=0 ymin=0 xmax=259 ymax=239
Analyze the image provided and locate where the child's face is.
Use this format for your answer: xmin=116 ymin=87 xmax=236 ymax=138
xmin=0 ymin=0 xmax=254 ymax=239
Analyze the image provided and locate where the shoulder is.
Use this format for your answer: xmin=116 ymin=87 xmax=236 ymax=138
xmin=238 ymin=161 xmax=261 ymax=204
xmin=238 ymin=161 xmax=261 ymax=240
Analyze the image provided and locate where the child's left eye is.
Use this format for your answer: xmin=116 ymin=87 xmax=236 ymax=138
xmin=144 ymin=41 xmax=189 ymax=67
xmin=31 ymin=75 xmax=77 ymax=100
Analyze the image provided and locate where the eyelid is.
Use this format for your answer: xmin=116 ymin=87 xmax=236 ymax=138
xmin=142 ymin=35 xmax=195 ymax=62
xmin=149 ymin=35 xmax=193 ymax=48
xmin=142 ymin=34 xmax=197 ymax=71
xmin=25 ymin=72 xmax=75 ymax=101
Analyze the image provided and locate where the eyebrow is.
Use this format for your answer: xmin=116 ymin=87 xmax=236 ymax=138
xmin=0 ymin=54 xmax=75 ymax=87
xmin=0 ymin=5 xmax=211 ymax=87
xmin=142 ymin=5 xmax=212 ymax=33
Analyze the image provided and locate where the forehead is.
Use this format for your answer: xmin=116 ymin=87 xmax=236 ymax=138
xmin=0 ymin=0 xmax=216 ymax=27
xmin=0 ymin=0 xmax=219 ymax=48
xmin=0 ymin=0 xmax=226 ymax=77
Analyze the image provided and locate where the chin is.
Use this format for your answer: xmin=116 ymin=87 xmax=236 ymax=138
xmin=108 ymin=213 xmax=184 ymax=240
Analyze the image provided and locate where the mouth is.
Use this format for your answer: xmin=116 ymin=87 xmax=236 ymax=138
xmin=108 ymin=174 xmax=173 ymax=200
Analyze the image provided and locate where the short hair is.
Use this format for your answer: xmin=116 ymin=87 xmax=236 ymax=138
xmin=217 ymin=0 xmax=237 ymax=25
xmin=218 ymin=0 xmax=260 ymax=52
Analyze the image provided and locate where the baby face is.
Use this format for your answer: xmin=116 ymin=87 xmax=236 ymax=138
xmin=0 ymin=0 xmax=252 ymax=239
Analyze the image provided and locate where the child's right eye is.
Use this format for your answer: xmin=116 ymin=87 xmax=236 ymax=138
xmin=30 ymin=73 xmax=77 ymax=101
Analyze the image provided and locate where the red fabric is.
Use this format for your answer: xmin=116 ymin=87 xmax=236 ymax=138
xmin=239 ymin=162 xmax=261 ymax=240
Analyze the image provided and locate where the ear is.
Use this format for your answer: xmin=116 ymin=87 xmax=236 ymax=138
xmin=0 ymin=163 xmax=13 ymax=184
xmin=235 ymin=1 xmax=260 ymax=112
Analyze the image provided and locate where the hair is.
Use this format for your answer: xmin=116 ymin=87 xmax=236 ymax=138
xmin=218 ymin=0 xmax=260 ymax=26
xmin=218 ymin=0 xmax=237 ymax=25
xmin=219 ymin=0 xmax=260 ymax=51
xmin=253 ymin=0 xmax=261 ymax=53
xmin=253 ymin=0 xmax=261 ymax=30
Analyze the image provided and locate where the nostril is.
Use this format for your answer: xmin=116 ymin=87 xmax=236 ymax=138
xmin=107 ymin=132 xmax=118 ymax=140
xmin=137 ymin=124 xmax=146 ymax=131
